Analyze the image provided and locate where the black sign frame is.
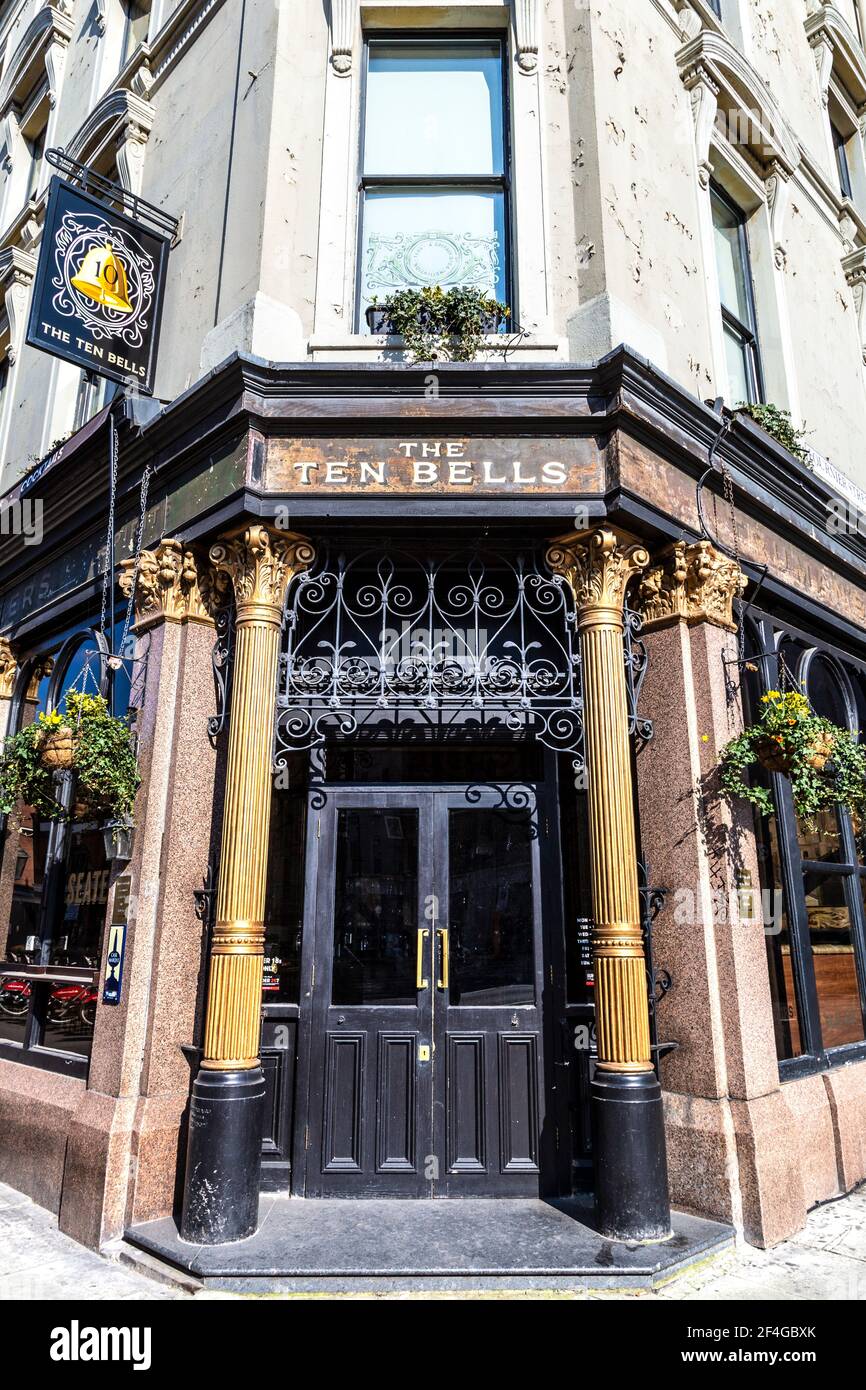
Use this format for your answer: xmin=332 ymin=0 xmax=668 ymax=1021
xmin=26 ymin=175 xmax=170 ymax=395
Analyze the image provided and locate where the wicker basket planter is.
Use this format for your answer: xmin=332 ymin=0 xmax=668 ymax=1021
xmin=39 ymin=726 xmax=76 ymax=769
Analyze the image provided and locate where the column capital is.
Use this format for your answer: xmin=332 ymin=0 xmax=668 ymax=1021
xmin=209 ymin=525 xmax=314 ymax=622
xmin=637 ymin=540 xmax=746 ymax=633
xmin=546 ymin=527 xmax=650 ymax=623
xmin=118 ymin=539 xmax=227 ymax=632
xmin=0 ymin=638 xmax=16 ymax=699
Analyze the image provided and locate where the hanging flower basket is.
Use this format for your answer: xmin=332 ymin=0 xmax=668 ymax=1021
xmin=39 ymin=725 xmax=77 ymax=769
xmin=0 ymin=692 xmax=140 ymax=825
xmin=720 ymin=689 xmax=866 ymax=821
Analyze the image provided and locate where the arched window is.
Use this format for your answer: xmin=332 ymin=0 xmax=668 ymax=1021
xmin=747 ymin=614 xmax=866 ymax=1073
xmin=0 ymin=623 xmax=128 ymax=1078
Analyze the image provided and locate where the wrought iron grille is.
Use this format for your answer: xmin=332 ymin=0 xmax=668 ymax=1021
xmin=271 ymin=543 xmax=650 ymax=766
xmin=274 ymin=544 xmax=585 ymax=761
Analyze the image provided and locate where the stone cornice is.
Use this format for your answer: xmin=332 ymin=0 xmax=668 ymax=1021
xmin=805 ymin=5 xmax=866 ymax=111
xmin=0 ymin=3 xmax=73 ymax=117
xmin=0 ymin=244 xmax=37 ymax=292
xmin=676 ymin=28 xmax=801 ymax=175
xmin=149 ymin=0 xmax=230 ymax=91
xmin=64 ymin=87 xmax=155 ymax=176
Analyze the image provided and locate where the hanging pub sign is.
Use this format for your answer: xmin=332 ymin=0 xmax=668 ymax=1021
xmin=26 ymin=173 xmax=170 ymax=394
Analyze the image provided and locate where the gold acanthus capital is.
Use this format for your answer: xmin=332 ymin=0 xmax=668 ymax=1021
xmin=0 ymin=641 xmax=52 ymax=700
xmin=209 ymin=525 xmax=315 ymax=621
xmin=118 ymin=538 xmax=227 ymax=630
xmin=638 ymin=540 xmax=746 ymax=633
xmin=546 ymin=527 xmax=650 ymax=623
xmin=0 ymin=638 xmax=16 ymax=699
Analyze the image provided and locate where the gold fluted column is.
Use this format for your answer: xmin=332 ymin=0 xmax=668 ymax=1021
xmin=200 ymin=524 xmax=313 ymax=1071
xmin=547 ymin=527 xmax=652 ymax=1074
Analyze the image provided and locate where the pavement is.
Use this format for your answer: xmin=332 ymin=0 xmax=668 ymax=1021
xmin=0 ymin=1179 xmax=863 ymax=1300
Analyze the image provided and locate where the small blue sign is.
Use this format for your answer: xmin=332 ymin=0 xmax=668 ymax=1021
xmin=102 ymin=921 xmax=127 ymax=1005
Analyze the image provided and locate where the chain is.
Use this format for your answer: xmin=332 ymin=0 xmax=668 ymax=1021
xmin=720 ymin=462 xmax=747 ymax=667
xmin=99 ymin=413 xmax=118 ymax=645
xmin=117 ymin=460 xmax=152 ymax=662
xmin=75 ymin=412 xmax=120 ymax=706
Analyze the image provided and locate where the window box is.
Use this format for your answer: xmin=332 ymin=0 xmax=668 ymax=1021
xmin=364 ymin=303 xmax=509 ymax=336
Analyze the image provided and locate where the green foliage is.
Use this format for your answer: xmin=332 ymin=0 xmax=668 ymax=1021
xmin=0 ymin=691 xmax=140 ymax=823
xmin=371 ymin=284 xmax=510 ymax=362
xmin=720 ymin=689 xmax=866 ymax=820
xmin=736 ymin=402 xmax=810 ymax=464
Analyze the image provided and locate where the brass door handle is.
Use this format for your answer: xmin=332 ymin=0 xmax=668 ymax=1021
xmin=417 ymin=929 xmax=429 ymax=990
xmin=437 ymin=927 xmax=449 ymax=990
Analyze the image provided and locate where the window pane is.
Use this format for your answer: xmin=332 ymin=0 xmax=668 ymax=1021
xmin=712 ymin=192 xmax=751 ymax=324
xmin=0 ymin=977 xmax=28 ymax=1047
xmin=723 ymin=323 xmax=751 ymax=405
xmin=361 ymin=188 xmax=505 ymax=310
xmin=53 ymin=824 xmax=110 ymax=968
xmin=448 ymin=808 xmax=534 ymax=1005
xmin=760 ymin=816 xmax=803 ymax=1059
xmin=263 ymin=771 xmax=307 ymax=1003
xmin=798 ymin=807 xmax=847 ymax=865
xmin=364 ymin=42 xmax=503 ymax=176
xmin=41 ymin=979 xmax=95 ymax=1059
xmin=332 ymin=809 xmax=418 ymax=1005
xmin=804 ymin=870 xmax=865 ymax=1048
xmin=6 ymin=812 xmax=50 ymax=964
xmin=804 ymin=654 xmax=851 ymax=729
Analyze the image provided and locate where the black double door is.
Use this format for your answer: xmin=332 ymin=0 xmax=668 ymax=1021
xmin=303 ymin=787 xmax=549 ymax=1196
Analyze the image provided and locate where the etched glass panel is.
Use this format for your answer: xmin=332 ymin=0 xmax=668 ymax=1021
xmin=361 ymin=188 xmax=505 ymax=308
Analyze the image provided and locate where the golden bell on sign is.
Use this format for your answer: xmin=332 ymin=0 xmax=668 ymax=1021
xmin=70 ymin=240 xmax=133 ymax=313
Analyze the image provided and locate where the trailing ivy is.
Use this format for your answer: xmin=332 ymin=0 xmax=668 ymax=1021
xmin=0 ymin=691 xmax=140 ymax=823
xmin=719 ymin=689 xmax=866 ymax=820
xmin=369 ymin=285 xmax=510 ymax=362
xmin=736 ymin=402 xmax=811 ymax=465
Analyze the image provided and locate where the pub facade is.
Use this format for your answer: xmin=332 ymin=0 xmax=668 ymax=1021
xmin=0 ymin=0 xmax=865 ymax=1269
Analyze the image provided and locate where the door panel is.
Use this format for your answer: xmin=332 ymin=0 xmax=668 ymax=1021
xmin=377 ymin=1032 xmax=418 ymax=1171
xmin=433 ymin=792 xmax=545 ymax=1196
xmin=308 ymin=795 xmax=434 ymax=1195
xmin=323 ymin=1032 xmax=365 ymax=1172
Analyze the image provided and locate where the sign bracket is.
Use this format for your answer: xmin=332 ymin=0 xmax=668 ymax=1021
xmin=46 ymin=148 xmax=178 ymax=240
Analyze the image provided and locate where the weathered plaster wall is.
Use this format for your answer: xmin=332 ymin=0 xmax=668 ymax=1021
xmin=1 ymin=2 xmax=866 ymax=482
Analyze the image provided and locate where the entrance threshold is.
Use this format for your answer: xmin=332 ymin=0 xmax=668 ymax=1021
xmin=125 ymin=1197 xmax=733 ymax=1293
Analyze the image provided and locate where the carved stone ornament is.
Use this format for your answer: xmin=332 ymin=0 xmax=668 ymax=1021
xmin=0 ymin=638 xmax=16 ymax=699
xmin=329 ymin=0 xmax=355 ymax=76
xmin=637 ymin=540 xmax=746 ymax=632
xmin=514 ymin=0 xmax=539 ymax=73
xmin=546 ymin=527 xmax=650 ymax=616
xmin=209 ymin=525 xmax=315 ymax=618
xmin=118 ymin=539 xmax=227 ymax=630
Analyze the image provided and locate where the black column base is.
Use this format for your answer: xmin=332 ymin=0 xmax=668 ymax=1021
xmin=180 ymin=1066 xmax=266 ymax=1245
xmin=591 ymin=1067 xmax=672 ymax=1243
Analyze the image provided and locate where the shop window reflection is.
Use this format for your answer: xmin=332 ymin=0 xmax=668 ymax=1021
xmin=0 ymin=626 xmax=119 ymax=1072
xmin=758 ymin=813 xmax=804 ymax=1059
xmin=262 ymin=755 xmax=308 ymax=1004
xmin=804 ymin=870 xmax=865 ymax=1049
xmin=797 ymin=807 xmax=845 ymax=864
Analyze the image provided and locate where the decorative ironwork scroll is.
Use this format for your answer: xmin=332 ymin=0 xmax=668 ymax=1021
xmin=274 ymin=545 xmax=585 ymax=764
xmin=272 ymin=542 xmax=652 ymax=770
